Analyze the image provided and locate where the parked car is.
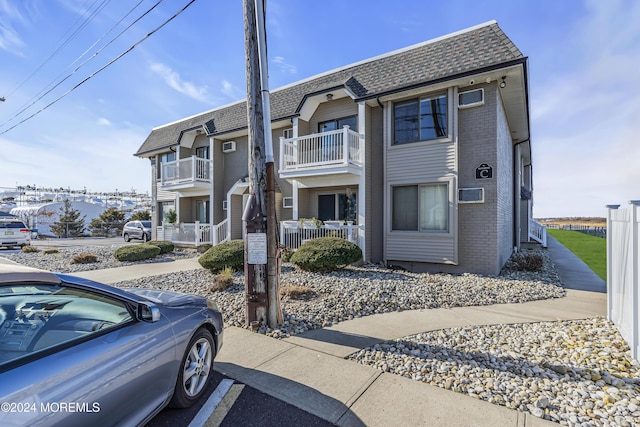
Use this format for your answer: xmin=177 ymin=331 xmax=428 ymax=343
xmin=122 ymin=220 xmax=152 ymax=242
xmin=0 ymin=264 xmax=224 ymax=426
xmin=0 ymin=219 xmax=31 ymax=249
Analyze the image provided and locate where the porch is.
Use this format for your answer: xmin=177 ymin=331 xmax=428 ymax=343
xmin=155 ymin=219 xmax=364 ymax=252
xmin=160 ymin=156 xmax=212 ymax=190
xmin=279 ymin=126 xmax=363 ymax=180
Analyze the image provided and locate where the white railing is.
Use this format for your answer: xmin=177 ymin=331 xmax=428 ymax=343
xmin=279 ymin=220 xmax=363 ymax=250
xmin=528 ymin=218 xmax=548 ymax=247
xmin=157 ymin=221 xmax=211 ymax=246
xmin=607 ymin=201 xmax=640 ymax=361
xmin=161 ymin=156 xmax=211 ymax=186
xmin=279 ymin=126 xmax=362 ymax=171
xmin=213 ymin=219 xmax=230 ymax=245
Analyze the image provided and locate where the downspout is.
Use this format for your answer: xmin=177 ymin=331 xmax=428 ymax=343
xmin=512 ymin=138 xmax=530 ymax=251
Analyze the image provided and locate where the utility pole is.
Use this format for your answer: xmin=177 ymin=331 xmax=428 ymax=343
xmin=243 ymin=0 xmax=282 ymax=329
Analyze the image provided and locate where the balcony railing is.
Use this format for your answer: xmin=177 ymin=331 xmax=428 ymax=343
xmin=279 ymin=220 xmax=364 ymax=250
xmin=279 ymin=126 xmax=362 ymax=172
xmin=161 ymin=156 xmax=211 ymax=187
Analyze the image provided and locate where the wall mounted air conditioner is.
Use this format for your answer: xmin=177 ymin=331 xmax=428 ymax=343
xmin=222 ymin=200 xmax=228 ymax=210
xmin=222 ymin=141 xmax=236 ymax=153
xmin=282 ymin=197 xmax=293 ymax=208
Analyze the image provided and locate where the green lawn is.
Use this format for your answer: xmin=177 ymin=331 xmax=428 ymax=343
xmin=547 ymin=229 xmax=606 ymax=280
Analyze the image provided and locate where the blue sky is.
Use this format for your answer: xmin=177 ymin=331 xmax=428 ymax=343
xmin=0 ymin=0 xmax=638 ymax=217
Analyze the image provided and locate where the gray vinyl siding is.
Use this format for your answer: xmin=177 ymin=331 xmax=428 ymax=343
xmin=309 ymin=98 xmax=358 ymax=133
xmin=385 ymin=110 xmax=457 ymax=265
xmin=230 ymin=195 xmax=243 ymax=240
xmin=222 ymin=136 xmax=249 ymax=192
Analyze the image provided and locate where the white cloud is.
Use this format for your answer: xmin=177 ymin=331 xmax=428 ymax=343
xmin=272 ymin=56 xmax=297 ymax=75
xmin=149 ymin=62 xmax=213 ymax=104
xmin=0 ymin=0 xmax=27 ymax=55
xmin=221 ymin=80 xmax=243 ymax=100
xmin=97 ymin=117 xmax=111 ymax=126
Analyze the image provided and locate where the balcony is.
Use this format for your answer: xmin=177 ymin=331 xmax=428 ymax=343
xmin=160 ymin=156 xmax=211 ymax=191
xmin=279 ymin=126 xmax=363 ymax=184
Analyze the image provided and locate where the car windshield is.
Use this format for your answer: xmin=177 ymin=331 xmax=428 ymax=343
xmin=141 ymin=221 xmax=151 ymax=228
xmin=0 ymin=283 xmax=133 ymax=369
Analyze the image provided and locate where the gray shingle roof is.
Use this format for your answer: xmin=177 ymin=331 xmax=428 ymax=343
xmin=135 ymin=21 xmax=523 ymax=157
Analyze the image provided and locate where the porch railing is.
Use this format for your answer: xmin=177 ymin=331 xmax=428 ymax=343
xmin=161 ymin=156 xmax=211 ymax=186
xmin=279 ymin=126 xmax=362 ymax=171
xmin=157 ymin=221 xmax=211 ymax=246
xmin=279 ymin=220 xmax=364 ymax=250
xmin=528 ymin=218 xmax=548 ymax=247
xmin=213 ymin=219 xmax=230 ymax=245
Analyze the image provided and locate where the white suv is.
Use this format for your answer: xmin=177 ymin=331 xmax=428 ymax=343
xmin=0 ymin=219 xmax=32 ymax=249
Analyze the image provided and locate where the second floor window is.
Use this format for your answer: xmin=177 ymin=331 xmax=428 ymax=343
xmin=393 ymin=94 xmax=447 ymax=145
xmin=319 ymin=116 xmax=358 ymax=133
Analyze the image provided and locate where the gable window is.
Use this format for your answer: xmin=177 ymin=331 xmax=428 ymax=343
xmin=393 ymin=94 xmax=447 ymax=144
xmin=392 ymin=183 xmax=448 ymax=231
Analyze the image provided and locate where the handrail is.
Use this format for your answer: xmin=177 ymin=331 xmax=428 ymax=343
xmin=528 ymin=218 xmax=548 ymax=247
xmin=279 ymin=126 xmax=362 ymax=171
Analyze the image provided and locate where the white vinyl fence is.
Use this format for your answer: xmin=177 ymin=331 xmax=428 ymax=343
xmin=606 ymin=201 xmax=640 ymax=361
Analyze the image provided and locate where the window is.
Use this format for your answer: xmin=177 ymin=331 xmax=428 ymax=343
xmin=392 ymin=184 xmax=448 ymax=231
xmin=195 ymin=146 xmax=209 ymax=159
xmin=393 ymin=94 xmax=447 ymax=144
xmin=458 ymin=89 xmax=484 ymax=108
xmin=157 ymin=152 xmax=176 ymax=179
xmin=317 ymin=192 xmax=357 ymax=223
xmin=318 ymin=116 xmax=358 ymax=133
xmin=0 ymin=283 xmax=133 ymax=367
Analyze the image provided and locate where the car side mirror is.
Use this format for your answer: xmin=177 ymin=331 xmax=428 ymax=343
xmin=138 ymin=303 xmax=161 ymax=322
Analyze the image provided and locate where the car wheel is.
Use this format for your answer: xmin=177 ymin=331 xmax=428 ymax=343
xmin=123 ymin=233 xmax=131 ymax=242
xmin=143 ymin=233 xmax=149 ymax=242
xmin=170 ymin=328 xmax=215 ymax=408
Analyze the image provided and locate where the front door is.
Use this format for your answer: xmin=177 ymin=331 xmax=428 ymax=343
xmin=318 ymin=194 xmax=335 ymax=221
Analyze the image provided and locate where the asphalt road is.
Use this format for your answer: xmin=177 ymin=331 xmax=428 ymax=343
xmin=147 ymin=372 xmax=335 ymax=427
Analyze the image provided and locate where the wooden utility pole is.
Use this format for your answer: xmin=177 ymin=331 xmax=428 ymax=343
xmin=243 ymin=0 xmax=282 ymax=328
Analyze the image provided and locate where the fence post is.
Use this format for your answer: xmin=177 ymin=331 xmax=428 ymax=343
xmin=195 ymin=221 xmax=201 ymax=246
xmin=630 ymin=201 xmax=640 ymax=359
xmin=161 ymin=220 xmax=166 ymax=241
xmin=605 ymin=204 xmax=620 ymax=322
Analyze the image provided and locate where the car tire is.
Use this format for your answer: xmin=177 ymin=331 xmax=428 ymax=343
xmin=123 ymin=233 xmax=131 ymax=242
xmin=143 ymin=233 xmax=149 ymax=242
xmin=169 ymin=328 xmax=215 ymax=408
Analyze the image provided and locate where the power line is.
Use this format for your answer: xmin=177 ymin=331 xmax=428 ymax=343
xmin=5 ymin=0 xmax=113 ymax=99
xmin=0 ymin=0 xmax=196 ymax=136
xmin=0 ymin=0 xmax=162 ymax=129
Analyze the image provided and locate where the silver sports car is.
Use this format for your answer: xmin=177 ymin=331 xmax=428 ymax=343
xmin=0 ymin=264 xmax=223 ymax=427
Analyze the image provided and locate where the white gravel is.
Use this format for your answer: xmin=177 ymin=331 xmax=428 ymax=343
xmin=4 ymin=245 xmax=638 ymax=426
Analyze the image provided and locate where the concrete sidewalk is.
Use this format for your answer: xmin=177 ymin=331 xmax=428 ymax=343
xmin=213 ymin=238 xmax=606 ymax=426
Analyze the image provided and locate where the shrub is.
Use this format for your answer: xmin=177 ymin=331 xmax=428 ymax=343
xmin=211 ymin=267 xmax=234 ymax=292
xmin=147 ymin=240 xmax=174 ymax=254
xmin=198 ymin=240 xmax=244 ymax=272
xmin=42 ymin=248 xmax=59 ymax=254
xmin=21 ymin=245 xmax=38 ymax=253
xmin=289 ymin=237 xmax=362 ymax=272
xmin=114 ymin=244 xmax=161 ymax=262
xmin=511 ymin=252 xmax=544 ymax=272
xmin=280 ymin=284 xmax=316 ymax=300
xmin=279 ymin=245 xmax=294 ymax=263
xmin=198 ymin=244 xmax=212 ymax=253
xmin=71 ymin=253 xmax=99 ymax=264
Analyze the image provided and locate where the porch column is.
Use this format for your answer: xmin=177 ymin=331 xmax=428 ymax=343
xmin=358 ymin=101 xmax=366 ymax=261
xmin=292 ymin=180 xmax=299 ymax=220
xmin=209 ymin=135 xmax=215 ymax=244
